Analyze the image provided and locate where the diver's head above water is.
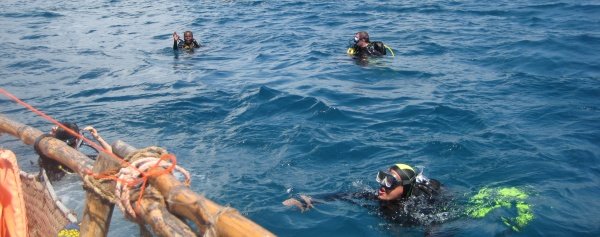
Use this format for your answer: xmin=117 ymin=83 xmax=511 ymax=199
xmin=283 ymin=162 xmax=441 ymax=214
xmin=172 ymin=30 xmax=201 ymax=50
xmin=52 ymin=121 xmax=81 ymax=148
xmin=354 ymin=31 xmax=371 ymax=46
xmin=376 ymin=163 xmax=417 ymax=201
xmin=183 ymin=31 xmax=195 ymax=44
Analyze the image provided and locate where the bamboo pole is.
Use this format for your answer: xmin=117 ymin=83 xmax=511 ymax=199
xmin=112 ymin=140 xmax=276 ymax=237
xmin=133 ymin=186 xmax=196 ymax=237
xmin=0 ymin=115 xmax=94 ymax=175
xmin=80 ymin=152 xmax=119 ymax=237
xmin=0 ymin=115 xmax=196 ymax=236
xmin=0 ymin=114 xmax=275 ymax=236
xmin=0 ymin=115 xmax=41 ymax=145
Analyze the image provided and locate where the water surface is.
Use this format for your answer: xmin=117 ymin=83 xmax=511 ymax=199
xmin=1 ymin=0 xmax=599 ymax=236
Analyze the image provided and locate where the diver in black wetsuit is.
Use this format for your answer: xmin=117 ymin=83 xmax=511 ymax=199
xmin=36 ymin=121 xmax=112 ymax=182
xmin=283 ymin=163 xmax=452 ymax=227
xmin=347 ymin=31 xmax=389 ymax=58
xmin=172 ymin=31 xmax=201 ymax=50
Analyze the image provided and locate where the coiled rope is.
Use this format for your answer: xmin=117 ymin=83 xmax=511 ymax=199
xmin=114 ymin=146 xmax=190 ymax=219
xmin=2 ymin=88 xmax=236 ymax=235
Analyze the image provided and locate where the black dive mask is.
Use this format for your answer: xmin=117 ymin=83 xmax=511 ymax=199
xmin=376 ymin=170 xmax=415 ymax=189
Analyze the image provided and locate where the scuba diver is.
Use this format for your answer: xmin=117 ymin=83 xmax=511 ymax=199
xmin=283 ymin=163 xmax=453 ymax=227
xmin=347 ymin=31 xmax=394 ymax=58
xmin=172 ymin=31 xmax=201 ymax=50
xmin=36 ymin=121 xmax=112 ymax=182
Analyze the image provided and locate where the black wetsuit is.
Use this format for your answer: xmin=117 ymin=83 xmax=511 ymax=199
xmin=351 ymin=41 xmax=387 ymax=58
xmin=35 ymin=134 xmax=99 ymax=182
xmin=378 ymin=179 xmax=453 ymax=227
xmin=303 ymin=179 xmax=452 ymax=227
xmin=173 ymin=39 xmax=200 ymax=50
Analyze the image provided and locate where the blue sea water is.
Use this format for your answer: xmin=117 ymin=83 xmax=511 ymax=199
xmin=1 ymin=0 xmax=599 ymax=236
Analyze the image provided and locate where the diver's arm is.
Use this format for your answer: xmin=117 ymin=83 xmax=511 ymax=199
xmin=192 ymin=40 xmax=200 ymax=48
xmin=283 ymin=195 xmax=313 ymax=212
xmin=93 ymin=133 xmax=112 ymax=153
xmin=283 ymin=191 xmax=376 ymax=212
xmin=172 ymin=32 xmax=180 ymax=50
xmin=173 ymin=39 xmax=183 ymax=50
xmin=82 ymin=126 xmax=112 ymax=153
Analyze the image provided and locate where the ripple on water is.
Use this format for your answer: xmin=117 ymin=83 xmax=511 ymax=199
xmin=77 ymin=68 xmax=110 ymax=80
xmin=1 ymin=11 xmax=63 ymax=18
xmin=1 ymin=0 xmax=599 ymax=236
xmin=7 ymin=59 xmax=52 ymax=70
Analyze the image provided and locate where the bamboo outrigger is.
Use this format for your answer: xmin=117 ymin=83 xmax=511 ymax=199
xmin=0 ymin=114 xmax=275 ymax=237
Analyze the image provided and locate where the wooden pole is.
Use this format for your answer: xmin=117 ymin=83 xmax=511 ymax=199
xmin=80 ymin=152 xmax=119 ymax=237
xmin=0 ymin=114 xmax=94 ymax=175
xmin=1 ymin=115 xmax=275 ymax=236
xmin=0 ymin=115 xmax=43 ymax=145
xmin=112 ymin=140 xmax=276 ymax=237
xmin=0 ymin=115 xmax=196 ymax=236
xmin=133 ymin=187 xmax=196 ymax=237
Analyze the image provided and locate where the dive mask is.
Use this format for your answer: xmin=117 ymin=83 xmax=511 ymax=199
xmin=376 ymin=171 xmax=399 ymax=189
xmin=62 ymin=131 xmax=83 ymax=148
xmin=376 ymin=170 xmax=415 ymax=189
xmin=64 ymin=137 xmax=78 ymax=147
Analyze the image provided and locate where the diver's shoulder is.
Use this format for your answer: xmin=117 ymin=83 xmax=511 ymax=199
xmin=412 ymin=178 xmax=443 ymax=198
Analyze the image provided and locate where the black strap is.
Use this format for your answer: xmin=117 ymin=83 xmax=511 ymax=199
xmin=391 ymin=166 xmax=416 ymax=185
xmin=34 ymin=134 xmax=55 ymax=156
xmin=79 ymin=142 xmax=99 ymax=160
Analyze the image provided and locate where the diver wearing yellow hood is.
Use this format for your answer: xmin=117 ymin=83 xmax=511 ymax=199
xmin=283 ymin=163 xmax=442 ymax=211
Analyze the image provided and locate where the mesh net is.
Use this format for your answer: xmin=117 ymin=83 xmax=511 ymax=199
xmin=19 ymin=171 xmax=77 ymax=237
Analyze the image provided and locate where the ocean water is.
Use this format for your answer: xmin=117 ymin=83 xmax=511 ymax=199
xmin=1 ymin=0 xmax=599 ymax=236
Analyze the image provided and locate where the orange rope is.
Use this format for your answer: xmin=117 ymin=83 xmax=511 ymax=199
xmin=135 ymin=154 xmax=177 ymax=210
xmin=0 ymin=87 xmax=180 ymax=213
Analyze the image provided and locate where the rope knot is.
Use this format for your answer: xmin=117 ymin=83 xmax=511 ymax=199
xmin=113 ymin=147 xmax=191 ymax=220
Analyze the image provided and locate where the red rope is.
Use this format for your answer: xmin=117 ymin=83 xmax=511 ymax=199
xmin=0 ymin=87 xmax=179 ymax=212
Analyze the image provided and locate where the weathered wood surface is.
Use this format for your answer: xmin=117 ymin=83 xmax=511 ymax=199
xmin=0 ymin=115 xmax=198 ymax=236
xmin=113 ymin=140 xmax=276 ymax=237
xmin=133 ymin=187 xmax=196 ymax=237
xmin=80 ymin=152 xmax=118 ymax=237
xmin=1 ymin=114 xmax=276 ymax=236
xmin=0 ymin=115 xmax=94 ymax=175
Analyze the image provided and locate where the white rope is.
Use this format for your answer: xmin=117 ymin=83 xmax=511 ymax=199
xmin=114 ymin=154 xmax=191 ymax=219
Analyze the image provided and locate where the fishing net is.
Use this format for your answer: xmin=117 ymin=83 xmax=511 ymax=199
xmin=19 ymin=170 xmax=78 ymax=237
